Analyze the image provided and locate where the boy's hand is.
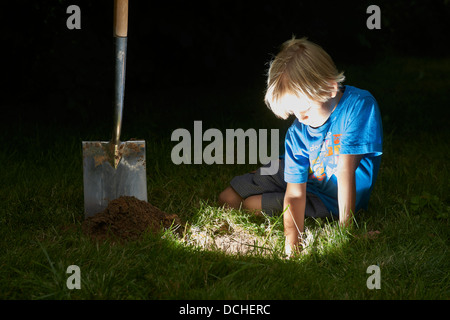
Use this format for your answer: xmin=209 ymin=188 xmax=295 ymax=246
xmin=283 ymin=183 xmax=307 ymax=257
xmin=284 ymin=233 xmax=305 ymax=258
xmin=285 ymin=240 xmax=294 ymax=258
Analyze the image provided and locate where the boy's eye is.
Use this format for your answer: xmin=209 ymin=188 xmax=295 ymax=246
xmin=300 ymin=106 xmax=311 ymax=114
xmin=289 ymin=106 xmax=311 ymax=115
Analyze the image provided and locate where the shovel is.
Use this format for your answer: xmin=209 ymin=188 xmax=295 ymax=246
xmin=82 ymin=0 xmax=147 ymax=218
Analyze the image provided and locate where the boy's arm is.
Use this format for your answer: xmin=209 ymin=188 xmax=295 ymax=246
xmin=283 ymin=182 xmax=307 ymax=255
xmin=336 ymin=154 xmax=363 ymax=227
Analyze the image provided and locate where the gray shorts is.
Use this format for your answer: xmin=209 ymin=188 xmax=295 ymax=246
xmin=230 ymin=159 xmax=334 ymax=219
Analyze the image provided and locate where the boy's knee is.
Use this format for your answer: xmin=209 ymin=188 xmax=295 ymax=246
xmin=218 ymin=190 xmax=228 ymax=205
xmin=218 ymin=187 xmax=242 ymax=208
xmin=242 ymin=195 xmax=262 ymax=212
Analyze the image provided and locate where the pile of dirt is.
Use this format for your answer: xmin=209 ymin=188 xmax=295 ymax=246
xmin=82 ymin=196 xmax=183 ymax=242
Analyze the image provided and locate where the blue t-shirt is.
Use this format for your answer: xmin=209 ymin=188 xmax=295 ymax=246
xmin=284 ymin=85 xmax=383 ymax=216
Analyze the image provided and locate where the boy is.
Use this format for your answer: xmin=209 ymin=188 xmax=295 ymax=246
xmin=218 ymin=37 xmax=383 ymax=256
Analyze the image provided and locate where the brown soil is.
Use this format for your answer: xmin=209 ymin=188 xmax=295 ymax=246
xmin=82 ymin=196 xmax=183 ymax=242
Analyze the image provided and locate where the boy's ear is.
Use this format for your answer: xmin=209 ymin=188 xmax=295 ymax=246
xmin=329 ymin=81 xmax=339 ymax=98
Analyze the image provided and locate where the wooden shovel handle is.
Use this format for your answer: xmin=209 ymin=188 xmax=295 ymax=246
xmin=114 ymin=0 xmax=128 ymax=37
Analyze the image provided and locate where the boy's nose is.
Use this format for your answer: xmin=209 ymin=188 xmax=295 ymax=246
xmin=294 ymin=111 xmax=308 ymax=122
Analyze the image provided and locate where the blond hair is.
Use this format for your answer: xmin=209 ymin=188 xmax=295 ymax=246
xmin=264 ymin=37 xmax=345 ymax=119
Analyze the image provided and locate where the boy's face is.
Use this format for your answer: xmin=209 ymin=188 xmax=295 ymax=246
xmin=281 ymin=94 xmax=333 ymax=128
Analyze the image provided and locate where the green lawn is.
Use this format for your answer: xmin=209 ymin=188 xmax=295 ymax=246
xmin=1 ymin=55 xmax=449 ymax=300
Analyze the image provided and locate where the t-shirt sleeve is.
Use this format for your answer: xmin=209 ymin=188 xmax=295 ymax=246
xmin=340 ymin=96 xmax=383 ymax=156
xmin=283 ymin=127 xmax=310 ymax=184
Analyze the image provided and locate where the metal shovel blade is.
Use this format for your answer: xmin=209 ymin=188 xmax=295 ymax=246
xmin=82 ymin=140 xmax=147 ymax=217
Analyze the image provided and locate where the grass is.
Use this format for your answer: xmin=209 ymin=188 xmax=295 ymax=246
xmin=1 ymin=55 xmax=449 ymax=300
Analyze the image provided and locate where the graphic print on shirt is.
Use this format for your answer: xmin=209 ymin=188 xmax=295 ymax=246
xmin=308 ymin=133 xmax=342 ymax=181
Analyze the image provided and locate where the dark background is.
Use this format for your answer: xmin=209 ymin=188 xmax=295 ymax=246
xmin=2 ymin=0 xmax=449 ymax=136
